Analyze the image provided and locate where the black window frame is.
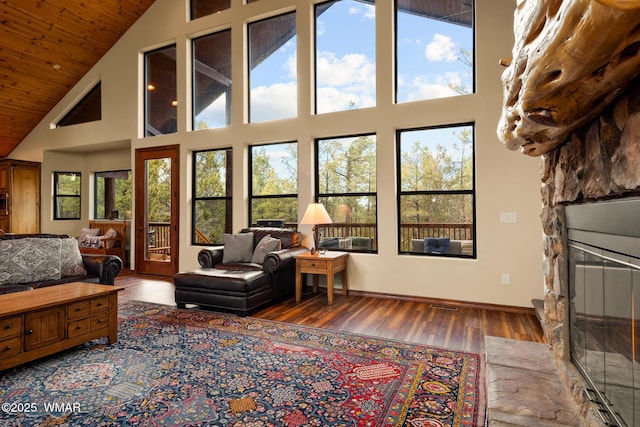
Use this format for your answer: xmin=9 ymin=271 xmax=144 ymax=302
xmin=248 ymin=141 xmax=298 ymax=227
xmin=53 ymin=171 xmax=81 ymax=220
xmin=314 ymin=133 xmax=378 ymax=253
xmin=93 ymin=169 xmax=131 ymax=220
xmin=192 ymin=148 xmax=233 ymax=245
xmin=396 ymin=123 xmax=476 ymax=258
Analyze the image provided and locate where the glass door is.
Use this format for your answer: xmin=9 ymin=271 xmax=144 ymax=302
xmin=135 ymin=145 xmax=179 ymax=276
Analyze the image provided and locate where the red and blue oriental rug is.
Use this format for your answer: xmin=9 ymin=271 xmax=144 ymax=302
xmin=0 ymin=301 xmax=485 ymax=426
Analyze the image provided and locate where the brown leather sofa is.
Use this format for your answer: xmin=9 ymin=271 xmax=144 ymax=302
xmin=174 ymin=227 xmax=309 ymax=316
xmin=0 ymin=233 xmax=123 ymax=295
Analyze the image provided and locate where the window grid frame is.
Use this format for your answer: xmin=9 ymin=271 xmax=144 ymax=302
xmin=53 ymin=171 xmax=81 ymax=221
xmin=396 ymin=123 xmax=477 ymax=258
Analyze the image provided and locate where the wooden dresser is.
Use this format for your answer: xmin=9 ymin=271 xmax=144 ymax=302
xmin=0 ymin=283 xmax=122 ymax=371
xmin=0 ymin=159 xmax=41 ymax=234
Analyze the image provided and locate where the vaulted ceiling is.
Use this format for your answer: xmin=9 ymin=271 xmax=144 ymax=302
xmin=0 ymin=0 xmax=156 ymax=158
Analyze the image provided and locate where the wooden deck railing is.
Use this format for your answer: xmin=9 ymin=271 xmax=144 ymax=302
xmin=162 ymin=221 xmax=473 ymax=252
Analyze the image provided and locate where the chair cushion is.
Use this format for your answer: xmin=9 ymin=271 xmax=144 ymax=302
xmin=424 ymin=237 xmax=450 ymax=254
xmin=251 ymin=235 xmax=282 ymax=264
xmin=222 ymin=232 xmax=254 ymax=263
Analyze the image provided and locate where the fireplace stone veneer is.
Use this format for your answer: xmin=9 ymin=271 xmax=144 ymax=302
xmin=540 ymin=83 xmax=640 ymax=426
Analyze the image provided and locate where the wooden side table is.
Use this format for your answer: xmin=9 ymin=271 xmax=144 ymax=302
xmin=295 ymin=251 xmax=349 ymax=304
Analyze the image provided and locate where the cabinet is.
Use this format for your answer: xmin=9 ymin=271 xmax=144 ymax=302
xmin=0 ymin=159 xmax=41 ymax=234
xmin=0 ymin=283 xmax=122 ymax=371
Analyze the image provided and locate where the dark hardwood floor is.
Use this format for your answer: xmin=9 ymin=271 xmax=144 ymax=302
xmin=115 ymin=271 xmax=545 ymax=355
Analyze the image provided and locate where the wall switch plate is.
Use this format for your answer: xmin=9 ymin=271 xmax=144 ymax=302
xmin=500 ymin=212 xmax=518 ymax=223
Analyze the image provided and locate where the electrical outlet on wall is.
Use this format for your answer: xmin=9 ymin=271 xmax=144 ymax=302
xmin=501 ymin=274 xmax=510 ymax=285
xmin=500 ymin=212 xmax=518 ymax=223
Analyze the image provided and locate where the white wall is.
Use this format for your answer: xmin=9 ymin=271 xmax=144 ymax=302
xmin=11 ymin=0 xmax=543 ymax=307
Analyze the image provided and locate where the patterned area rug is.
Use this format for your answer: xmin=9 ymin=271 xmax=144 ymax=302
xmin=0 ymin=301 xmax=485 ymax=426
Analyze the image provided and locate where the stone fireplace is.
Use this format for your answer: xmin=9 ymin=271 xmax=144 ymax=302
xmin=538 ymin=83 xmax=640 ymax=425
xmin=496 ymin=1 xmax=640 ymax=424
xmin=541 ymin=84 xmax=640 ymax=425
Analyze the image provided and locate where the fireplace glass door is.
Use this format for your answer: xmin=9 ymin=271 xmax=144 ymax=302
xmin=570 ymin=241 xmax=640 ymax=426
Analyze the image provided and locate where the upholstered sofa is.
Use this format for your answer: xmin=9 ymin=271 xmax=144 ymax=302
xmin=411 ymin=238 xmax=473 ymax=256
xmin=0 ymin=233 xmax=123 ymax=295
xmin=174 ymin=227 xmax=309 ymax=315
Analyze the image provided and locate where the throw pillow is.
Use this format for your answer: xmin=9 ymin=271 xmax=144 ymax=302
xmin=0 ymin=238 xmax=62 ymax=285
xmin=424 ymin=237 xmax=450 ymax=254
xmin=80 ymin=235 xmax=103 ymax=248
xmin=61 ymin=237 xmax=88 ymax=277
xmin=222 ymin=232 xmax=254 ymax=263
xmin=251 ymin=235 xmax=282 ymax=264
xmin=79 ymin=228 xmax=101 ymax=239
xmin=103 ymin=228 xmax=118 ymax=249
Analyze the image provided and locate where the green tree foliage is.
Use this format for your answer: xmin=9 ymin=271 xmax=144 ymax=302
xmin=55 ymin=172 xmax=81 ymax=219
xmin=318 ymin=135 xmax=376 ymax=224
xmin=194 ymin=150 xmax=231 ymax=244
xmin=146 ymin=158 xmax=171 ymax=223
xmin=250 ymin=143 xmax=298 ymax=223
xmin=400 ymin=128 xmax=473 ymax=224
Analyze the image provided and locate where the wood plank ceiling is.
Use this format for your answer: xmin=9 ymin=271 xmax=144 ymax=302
xmin=0 ymin=0 xmax=156 ymax=158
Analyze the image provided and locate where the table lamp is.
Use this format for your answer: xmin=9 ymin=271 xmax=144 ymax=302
xmin=300 ymin=203 xmax=332 ymax=254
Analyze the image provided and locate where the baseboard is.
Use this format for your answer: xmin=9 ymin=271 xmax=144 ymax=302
xmin=345 ymin=289 xmax=536 ymax=315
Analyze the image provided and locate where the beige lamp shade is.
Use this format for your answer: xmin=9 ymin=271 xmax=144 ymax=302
xmin=300 ymin=203 xmax=332 ymax=225
xmin=300 ymin=203 xmax=332 ymax=254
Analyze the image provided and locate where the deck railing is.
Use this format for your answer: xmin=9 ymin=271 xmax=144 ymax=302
xmin=160 ymin=221 xmax=473 ymax=252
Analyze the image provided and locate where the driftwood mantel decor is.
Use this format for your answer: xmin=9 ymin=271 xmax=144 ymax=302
xmin=497 ymin=0 xmax=640 ymax=156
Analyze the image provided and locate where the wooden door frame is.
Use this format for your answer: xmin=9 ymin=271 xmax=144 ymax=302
xmin=134 ymin=145 xmax=179 ymax=276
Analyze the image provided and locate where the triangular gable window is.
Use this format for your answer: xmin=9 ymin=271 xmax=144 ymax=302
xmin=56 ymin=82 xmax=101 ymax=127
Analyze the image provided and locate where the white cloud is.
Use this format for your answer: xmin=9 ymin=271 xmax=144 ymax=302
xmin=250 ymin=82 xmax=297 ymax=123
xmin=316 ymin=52 xmax=375 ymax=87
xmin=404 ymin=73 xmax=462 ymax=102
xmin=425 ymin=34 xmax=458 ymax=62
xmin=315 ymin=51 xmax=376 ymax=113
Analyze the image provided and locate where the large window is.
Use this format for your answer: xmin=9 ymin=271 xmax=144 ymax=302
xmin=144 ymin=44 xmax=177 ymax=136
xmin=249 ymin=142 xmax=298 ymax=225
xmin=193 ymin=30 xmax=232 ymax=130
xmin=94 ymin=170 xmax=131 ymax=220
xmin=193 ymin=149 xmax=232 ymax=245
xmin=316 ymin=134 xmax=377 ymax=252
xmin=395 ymin=0 xmax=474 ymax=103
xmin=54 ymin=172 xmax=81 ymax=220
xmin=397 ymin=124 xmax=475 ymax=257
xmin=315 ymin=0 xmax=376 ymax=114
xmin=248 ymin=12 xmax=297 ymax=123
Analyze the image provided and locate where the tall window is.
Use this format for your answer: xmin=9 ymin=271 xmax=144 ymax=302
xmin=193 ymin=30 xmax=232 ymax=130
xmin=54 ymin=172 xmax=81 ymax=220
xmin=94 ymin=170 xmax=131 ymax=220
xmin=315 ymin=0 xmax=376 ymax=114
xmin=193 ymin=149 xmax=232 ymax=245
xmin=144 ymin=44 xmax=177 ymax=136
xmin=397 ymin=124 xmax=475 ymax=257
xmin=316 ymin=134 xmax=377 ymax=252
xmin=248 ymin=12 xmax=297 ymax=123
xmin=249 ymin=142 xmax=298 ymax=225
xmin=396 ymin=0 xmax=474 ymax=103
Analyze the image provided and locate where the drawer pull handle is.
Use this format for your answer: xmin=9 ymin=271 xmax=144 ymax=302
xmin=97 ymin=319 xmax=103 ymax=324
xmin=97 ymin=302 xmax=103 ymax=307
xmin=4 ymin=345 xmax=11 ymax=351
xmin=4 ymin=324 xmax=11 ymax=329
xmin=311 ymin=263 xmax=316 ymax=267
xmin=76 ymin=325 xmax=82 ymax=330
xmin=26 ymin=329 xmax=33 ymax=335
xmin=76 ymin=307 xmax=82 ymax=312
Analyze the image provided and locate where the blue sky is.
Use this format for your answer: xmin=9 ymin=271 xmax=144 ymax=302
xmin=198 ymin=0 xmax=473 ymax=127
